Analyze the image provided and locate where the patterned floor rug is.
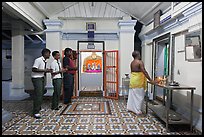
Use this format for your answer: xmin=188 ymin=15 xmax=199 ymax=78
xmin=61 ymin=101 xmax=111 ymax=115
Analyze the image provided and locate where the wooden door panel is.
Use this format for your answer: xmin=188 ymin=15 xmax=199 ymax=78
xmin=104 ymin=50 xmax=119 ymax=99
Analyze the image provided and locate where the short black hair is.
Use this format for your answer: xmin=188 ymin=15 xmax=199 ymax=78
xmin=52 ymin=51 xmax=59 ymax=57
xmin=72 ymin=50 xmax=76 ymax=54
xmin=132 ymin=50 xmax=140 ymax=59
xmin=41 ymin=48 xmax=51 ymax=56
xmin=64 ymin=48 xmax=72 ymax=56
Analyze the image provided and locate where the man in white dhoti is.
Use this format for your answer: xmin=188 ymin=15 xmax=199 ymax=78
xmin=127 ymin=51 xmax=155 ymax=115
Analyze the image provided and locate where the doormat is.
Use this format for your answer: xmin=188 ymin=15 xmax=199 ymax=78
xmin=60 ymin=101 xmax=111 ymax=115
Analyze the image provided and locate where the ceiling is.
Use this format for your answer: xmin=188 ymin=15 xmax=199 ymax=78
xmin=33 ymin=2 xmax=171 ymax=25
xmin=2 ymin=2 xmax=171 ymax=44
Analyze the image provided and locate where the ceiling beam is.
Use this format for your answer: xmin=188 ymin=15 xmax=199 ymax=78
xmin=32 ymin=2 xmax=50 ymax=17
xmin=2 ymin=32 xmax=11 ymax=39
xmin=24 ymin=30 xmax=44 ymax=35
xmin=35 ymin=34 xmax=45 ymax=43
xmin=139 ymin=2 xmax=162 ymax=21
xmin=54 ymin=2 xmax=78 ymax=16
xmin=4 ymin=2 xmax=44 ymax=31
xmin=107 ymin=2 xmax=142 ymax=23
xmin=25 ymin=35 xmax=34 ymax=42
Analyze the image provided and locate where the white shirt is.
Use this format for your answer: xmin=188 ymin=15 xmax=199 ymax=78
xmin=31 ymin=56 xmax=47 ymax=78
xmin=50 ymin=59 xmax=62 ymax=79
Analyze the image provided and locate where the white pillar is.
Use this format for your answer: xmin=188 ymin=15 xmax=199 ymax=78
xmin=10 ymin=20 xmax=29 ymax=100
xmin=43 ymin=19 xmax=63 ymax=96
xmin=118 ymin=20 xmax=137 ymax=87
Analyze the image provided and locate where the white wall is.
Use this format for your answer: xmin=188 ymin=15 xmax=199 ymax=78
xmin=141 ymin=43 xmax=153 ymax=78
xmin=173 ymin=34 xmax=202 ymax=131
xmin=61 ymin=19 xmax=120 ymax=50
xmin=45 ymin=17 xmax=136 ymax=98
xmin=45 ymin=18 xmax=122 ymax=94
xmin=61 ymin=18 xmax=121 ymax=88
xmin=2 ymin=49 xmax=12 ymax=81
xmin=24 ymin=48 xmax=43 ymax=90
xmin=140 ymin=2 xmax=202 ymax=132
xmin=62 ymin=40 xmax=119 ymax=51
xmin=63 ymin=19 xmax=119 ymax=32
xmin=2 ymin=46 xmax=44 ymax=90
xmin=141 ymin=43 xmax=153 ymax=99
xmin=118 ymin=32 xmax=134 ymax=84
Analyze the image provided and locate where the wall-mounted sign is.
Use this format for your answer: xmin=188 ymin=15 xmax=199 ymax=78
xmin=87 ymin=43 xmax=95 ymax=49
xmin=86 ymin=22 xmax=96 ymax=31
xmin=88 ymin=31 xmax=94 ymax=39
xmin=185 ymin=29 xmax=202 ymax=62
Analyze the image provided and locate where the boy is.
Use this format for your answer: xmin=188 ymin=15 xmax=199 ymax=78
xmin=31 ymin=48 xmax=52 ymax=118
xmin=50 ymin=51 xmax=67 ymax=110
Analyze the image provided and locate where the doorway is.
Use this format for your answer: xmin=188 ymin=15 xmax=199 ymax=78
xmin=77 ymin=41 xmax=119 ymax=99
xmin=78 ymin=50 xmax=103 ymax=95
xmin=77 ymin=41 xmax=104 ymax=97
xmin=153 ymin=33 xmax=170 ymax=101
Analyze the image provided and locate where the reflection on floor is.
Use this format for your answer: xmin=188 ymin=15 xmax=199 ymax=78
xmin=2 ymin=97 xmax=200 ymax=135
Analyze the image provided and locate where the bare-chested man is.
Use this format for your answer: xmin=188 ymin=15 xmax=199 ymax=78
xmin=127 ymin=51 xmax=155 ymax=115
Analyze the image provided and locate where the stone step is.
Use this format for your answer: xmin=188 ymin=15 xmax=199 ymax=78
xmin=79 ymin=91 xmax=103 ymax=97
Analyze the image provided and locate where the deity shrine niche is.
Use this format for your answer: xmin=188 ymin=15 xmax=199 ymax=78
xmin=82 ymin=52 xmax=102 ymax=73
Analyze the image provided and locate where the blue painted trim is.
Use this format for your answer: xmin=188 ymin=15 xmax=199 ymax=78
xmin=160 ymin=15 xmax=171 ymax=24
xmin=61 ymin=33 xmax=119 ymax=40
xmin=140 ymin=2 xmax=202 ymax=40
xmin=62 ymin=30 xmax=119 ymax=34
xmin=182 ymin=2 xmax=202 ymax=16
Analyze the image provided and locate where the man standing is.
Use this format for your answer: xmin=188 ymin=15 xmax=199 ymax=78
xmin=63 ymin=48 xmax=77 ymax=104
xmin=127 ymin=51 xmax=155 ymax=115
xmin=50 ymin=51 xmax=67 ymax=110
xmin=31 ymin=48 xmax=52 ymax=118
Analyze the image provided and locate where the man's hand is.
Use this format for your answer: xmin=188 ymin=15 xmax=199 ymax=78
xmin=61 ymin=68 xmax=67 ymax=73
xmin=149 ymin=80 xmax=156 ymax=84
xmin=45 ymin=68 xmax=53 ymax=73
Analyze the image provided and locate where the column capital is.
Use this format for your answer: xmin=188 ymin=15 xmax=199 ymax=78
xmin=43 ymin=19 xmax=63 ymax=32
xmin=118 ymin=20 xmax=137 ymax=27
xmin=43 ymin=19 xmax=63 ymax=27
xmin=118 ymin=20 xmax=137 ymax=33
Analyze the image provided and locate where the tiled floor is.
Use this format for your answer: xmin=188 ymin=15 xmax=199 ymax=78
xmin=2 ymin=97 xmax=200 ymax=135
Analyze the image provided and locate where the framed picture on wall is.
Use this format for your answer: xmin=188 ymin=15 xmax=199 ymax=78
xmin=185 ymin=29 xmax=202 ymax=62
xmin=86 ymin=22 xmax=96 ymax=31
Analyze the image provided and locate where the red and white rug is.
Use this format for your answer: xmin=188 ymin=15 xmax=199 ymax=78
xmin=61 ymin=101 xmax=111 ymax=115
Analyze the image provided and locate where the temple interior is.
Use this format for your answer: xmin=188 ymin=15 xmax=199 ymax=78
xmin=2 ymin=2 xmax=202 ymax=135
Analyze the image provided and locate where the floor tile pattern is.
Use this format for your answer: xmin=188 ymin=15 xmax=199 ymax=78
xmin=2 ymin=97 xmax=200 ymax=135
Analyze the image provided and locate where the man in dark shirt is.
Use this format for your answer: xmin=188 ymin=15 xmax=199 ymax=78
xmin=63 ymin=48 xmax=77 ymax=104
